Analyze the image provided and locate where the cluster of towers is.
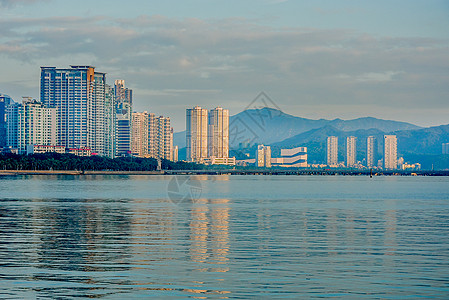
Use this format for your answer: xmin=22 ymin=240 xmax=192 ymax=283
xmin=327 ymin=135 xmax=398 ymax=169
xmin=1 ymin=66 xmax=173 ymax=160
xmin=186 ymin=106 xmax=234 ymax=165
xmin=131 ymin=112 xmax=173 ymax=160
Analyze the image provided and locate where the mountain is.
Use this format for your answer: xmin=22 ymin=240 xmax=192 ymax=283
xmin=173 ymin=107 xmax=421 ymax=148
xmin=395 ymin=124 xmax=449 ymax=155
xmin=327 ymin=117 xmax=419 ymax=132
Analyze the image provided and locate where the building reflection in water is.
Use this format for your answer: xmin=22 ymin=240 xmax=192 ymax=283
xmin=189 ymin=198 xmax=230 ymax=273
xmin=128 ymin=198 xmax=177 ymax=263
xmin=23 ymin=199 xmax=134 ymax=298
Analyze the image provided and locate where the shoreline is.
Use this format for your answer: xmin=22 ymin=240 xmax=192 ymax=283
xmin=0 ymin=169 xmax=448 ymax=176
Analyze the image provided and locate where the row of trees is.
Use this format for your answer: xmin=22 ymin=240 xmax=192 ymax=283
xmin=0 ymin=153 xmax=204 ymax=171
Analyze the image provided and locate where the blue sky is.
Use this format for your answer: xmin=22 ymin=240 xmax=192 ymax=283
xmin=1 ymin=0 xmax=448 ymax=130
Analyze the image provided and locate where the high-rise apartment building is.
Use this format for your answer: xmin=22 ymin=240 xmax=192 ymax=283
xmin=104 ymin=84 xmax=116 ymax=158
xmin=0 ymin=94 xmax=13 ymax=148
xmin=186 ymin=106 xmax=208 ymax=162
xmin=346 ymin=136 xmax=357 ymax=167
xmin=6 ymin=102 xmax=20 ymax=149
xmin=366 ymin=136 xmax=377 ymax=168
xmin=148 ymin=113 xmax=156 ymax=158
xmin=327 ymin=136 xmax=338 ymax=166
xmin=383 ymin=135 xmax=398 ymax=169
xmin=256 ymin=145 xmax=271 ymax=168
xmin=131 ymin=112 xmax=173 ymax=160
xmin=115 ymin=80 xmax=133 ymax=157
xmin=40 ymin=66 xmax=111 ymax=156
xmin=208 ymin=107 xmax=229 ymax=159
xmin=154 ymin=116 xmax=173 ymax=161
xmin=14 ymin=97 xmax=57 ymax=153
xmin=131 ymin=111 xmax=149 ymax=157
xmin=115 ymin=80 xmax=132 ymax=103
xmin=442 ymin=143 xmax=449 ymax=154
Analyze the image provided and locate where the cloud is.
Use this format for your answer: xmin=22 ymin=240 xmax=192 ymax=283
xmin=336 ymin=71 xmax=404 ymax=82
xmin=0 ymin=0 xmax=46 ymax=8
xmin=0 ymin=14 xmax=448 ymax=129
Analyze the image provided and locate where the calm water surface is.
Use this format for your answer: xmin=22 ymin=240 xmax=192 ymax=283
xmin=0 ymin=175 xmax=448 ymax=299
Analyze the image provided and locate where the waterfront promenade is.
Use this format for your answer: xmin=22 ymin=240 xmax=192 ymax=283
xmin=0 ymin=169 xmax=448 ymax=176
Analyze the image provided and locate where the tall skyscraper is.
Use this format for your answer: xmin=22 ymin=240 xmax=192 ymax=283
xmin=131 ymin=111 xmax=149 ymax=157
xmin=16 ymin=97 xmax=57 ymax=153
xmin=6 ymin=101 xmax=20 ymax=149
xmin=104 ymin=84 xmax=116 ymax=158
xmin=40 ymin=66 xmax=111 ymax=156
xmin=0 ymin=94 xmax=13 ymax=148
xmin=154 ymin=116 xmax=173 ymax=160
xmin=366 ymin=136 xmax=377 ymax=168
xmin=346 ymin=136 xmax=357 ymax=167
xmin=256 ymin=145 xmax=271 ymax=168
xmin=186 ymin=106 xmax=208 ymax=162
xmin=327 ymin=136 xmax=338 ymax=166
xmin=148 ymin=112 xmax=156 ymax=158
xmin=208 ymin=107 xmax=229 ymax=159
xmin=383 ymin=135 xmax=398 ymax=170
xmin=115 ymin=79 xmax=133 ymax=157
xmin=115 ymin=80 xmax=132 ymax=103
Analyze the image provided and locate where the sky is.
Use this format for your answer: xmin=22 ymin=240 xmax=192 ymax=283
xmin=0 ymin=0 xmax=448 ymax=131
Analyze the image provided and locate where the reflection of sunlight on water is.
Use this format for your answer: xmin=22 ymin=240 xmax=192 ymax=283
xmin=183 ymin=288 xmax=231 ymax=297
xmin=189 ymin=198 xmax=230 ymax=268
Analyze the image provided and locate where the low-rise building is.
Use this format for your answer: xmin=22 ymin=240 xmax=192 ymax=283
xmin=26 ymin=144 xmax=92 ymax=156
xmin=273 ymin=147 xmax=307 ymax=168
xmin=204 ymin=157 xmax=236 ymax=166
xmin=27 ymin=144 xmax=65 ymax=154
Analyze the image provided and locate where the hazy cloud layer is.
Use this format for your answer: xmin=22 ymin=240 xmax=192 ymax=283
xmin=0 ymin=14 xmax=448 ymax=129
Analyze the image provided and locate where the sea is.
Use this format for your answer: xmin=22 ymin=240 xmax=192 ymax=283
xmin=0 ymin=175 xmax=448 ymax=299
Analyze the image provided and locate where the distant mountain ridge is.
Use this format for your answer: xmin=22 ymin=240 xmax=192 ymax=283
xmin=174 ymin=107 xmax=422 ymax=148
xmin=271 ymin=123 xmax=449 ymax=164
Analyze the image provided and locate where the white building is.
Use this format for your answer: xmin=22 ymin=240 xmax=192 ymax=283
xmin=366 ymin=136 xmax=377 ymax=168
xmin=346 ymin=136 xmax=357 ymax=167
xmin=383 ymin=135 xmax=398 ymax=170
xmin=204 ymin=157 xmax=236 ymax=165
xmin=271 ymin=147 xmax=308 ymax=168
xmin=327 ymin=136 xmax=338 ymax=166
xmin=16 ymin=98 xmax=57 ymax=154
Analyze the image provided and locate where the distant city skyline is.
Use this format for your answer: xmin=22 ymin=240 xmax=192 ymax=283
xmin=0 ymin=0 xmax=448 ymax=131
